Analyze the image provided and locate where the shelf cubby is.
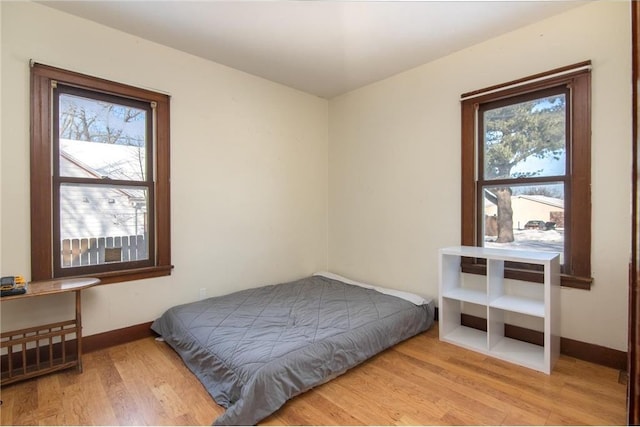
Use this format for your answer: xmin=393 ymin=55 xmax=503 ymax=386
xmin=438 ymin=245 xmax=560 ymax=374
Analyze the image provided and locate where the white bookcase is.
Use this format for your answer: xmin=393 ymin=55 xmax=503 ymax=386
xmin=438 ymin=246 xmax=560 ymax=374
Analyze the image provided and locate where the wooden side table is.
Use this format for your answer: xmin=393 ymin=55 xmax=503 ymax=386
xmin=0 ymin=277 xmax=100 ymax=385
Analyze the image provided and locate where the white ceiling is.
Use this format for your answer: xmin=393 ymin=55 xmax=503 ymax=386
xmin=40 ymin=1 xmax=586 ymax=99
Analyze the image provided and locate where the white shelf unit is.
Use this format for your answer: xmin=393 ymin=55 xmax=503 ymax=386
xmin=438 ymin=246 xmax=560 ymax=374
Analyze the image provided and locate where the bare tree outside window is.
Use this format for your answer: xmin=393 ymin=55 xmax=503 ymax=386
xmin=59 ymin=100 xmax=145 ymax=145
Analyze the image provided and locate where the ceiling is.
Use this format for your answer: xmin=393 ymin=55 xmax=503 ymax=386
xmin=40 ymin=1 xmax=586 ymax=99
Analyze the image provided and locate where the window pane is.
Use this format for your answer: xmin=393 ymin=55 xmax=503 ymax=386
xmin=483 ymin=94 xmax=566 ymax=180
xmin=59 ymin=184 xmax=149 ymax=268
xmin=483 ymin=183 xmax=564 ymax=263
xmin=58 ymin=93 xmax=147 ymax=181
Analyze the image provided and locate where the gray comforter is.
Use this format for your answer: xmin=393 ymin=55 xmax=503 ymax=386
xmin=151 ymin=274 xmax=434 ymax=425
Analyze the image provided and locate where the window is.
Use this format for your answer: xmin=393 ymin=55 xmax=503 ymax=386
xmin=460 ymin=61 xmax=591 ymax=289
xmin=31 ymin=63 xmax=172 ymax=284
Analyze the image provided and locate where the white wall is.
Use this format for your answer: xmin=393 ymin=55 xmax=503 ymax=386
xmin=328 ymin=1 xmax=631 ymax=351
xmin=1 ymin=1 xmax=632 ymax=353
xmin=0 ymin=2 xmax=328 ymax=335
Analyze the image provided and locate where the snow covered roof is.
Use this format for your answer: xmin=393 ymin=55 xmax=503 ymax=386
xmin=517 ymin=194 xmax=564 ymax=209
xmin=60 ymin=138 xmax=146 ymax=181
xmin=484 ymin=193 xmax=564 ymax=209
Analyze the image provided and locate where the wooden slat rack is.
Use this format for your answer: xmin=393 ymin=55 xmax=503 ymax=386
xmin=0 ymin=277 xmax=100 ymax=385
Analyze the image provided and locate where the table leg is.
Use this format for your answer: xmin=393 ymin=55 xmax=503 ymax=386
xmin=75 ymin=290 xmax=83 ymax=373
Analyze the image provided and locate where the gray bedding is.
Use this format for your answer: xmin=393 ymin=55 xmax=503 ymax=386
xmin=151 ymin=274 xmax=434 ymax=425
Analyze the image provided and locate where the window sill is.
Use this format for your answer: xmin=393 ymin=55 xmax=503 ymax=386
xmin=461 ymin=262 xmax=592 ymax=290
xmin=55 ymin=265 xmax=173 ymax=286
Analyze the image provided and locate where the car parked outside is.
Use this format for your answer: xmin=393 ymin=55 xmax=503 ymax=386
xmin=524 ymin=220 xmax=548 ymax=230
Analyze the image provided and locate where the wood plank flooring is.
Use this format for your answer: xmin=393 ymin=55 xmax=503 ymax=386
xmin=0 ymin=324 xmax=627 ymax=425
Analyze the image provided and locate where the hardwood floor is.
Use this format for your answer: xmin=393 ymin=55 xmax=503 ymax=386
xmin=0 ymin=324 xmax=627 ymax=425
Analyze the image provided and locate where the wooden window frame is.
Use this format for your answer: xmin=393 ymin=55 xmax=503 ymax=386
xmin=30 ymin=63 xmax=172 ymax=284
xmin=460 ymin=61 xmax=592 ymax=290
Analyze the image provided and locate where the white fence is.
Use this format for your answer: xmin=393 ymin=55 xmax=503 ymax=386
xmin=61 ymin=234 xmax=147 ymax=267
